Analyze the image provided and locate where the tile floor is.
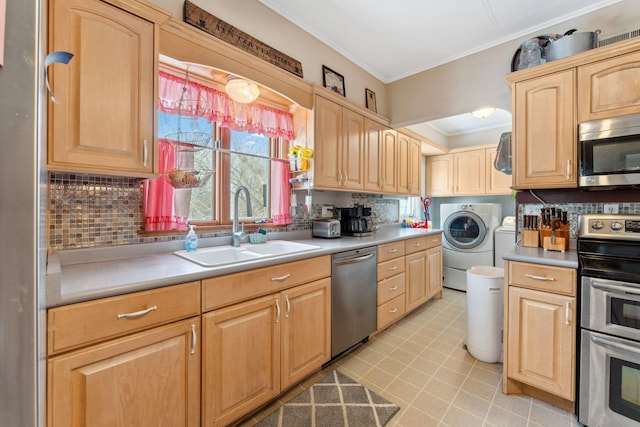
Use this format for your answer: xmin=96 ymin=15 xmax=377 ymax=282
xmin=240 ymin=288 xmax=580 ymax=427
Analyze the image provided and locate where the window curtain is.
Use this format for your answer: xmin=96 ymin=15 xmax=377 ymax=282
xmin=158 ymin=71 xmax=296 ymax=139
xmin=271 ymin=159 xmax=293 ymax=225
xmin=143 ymin=70 xmax=297 ymax=231
xmin=143 ymin=139 xmax=191 ymax=231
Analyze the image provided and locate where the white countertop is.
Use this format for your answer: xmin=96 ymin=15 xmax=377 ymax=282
xmin=501 ymin=243 xmax=579 ymax=269
xmin=46 ymin=226 xmax=441 ymax=307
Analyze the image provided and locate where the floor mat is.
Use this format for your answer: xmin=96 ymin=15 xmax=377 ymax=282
xmin=254 ymin=370 xmax=400 ymax=427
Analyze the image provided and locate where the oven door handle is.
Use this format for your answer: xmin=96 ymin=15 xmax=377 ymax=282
xmin=591 ymin=333 xmax=640 ymax=355
xmin=591 ymin=280 xmax=640 ymax=296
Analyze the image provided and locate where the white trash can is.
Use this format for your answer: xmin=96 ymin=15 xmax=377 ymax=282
xmin=465 ymin=266 xmax=504 ymax=363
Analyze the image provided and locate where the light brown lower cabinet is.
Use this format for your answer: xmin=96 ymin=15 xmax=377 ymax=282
xmin=47 ymin=317 xmax=201 ymax=427
xmin=202 ymin=278 xmax=331 ymax=427
xmin=405 ymin=235 xmax=443 ymax=312
xmin=504 ymin=260 xmax=576 ymax=412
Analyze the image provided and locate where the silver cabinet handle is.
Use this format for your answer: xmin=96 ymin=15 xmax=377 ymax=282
xmin=389 ymin=308 xmax=398 ymax=313
xmin=389 ymin=265 xmax=398 ymax=271
xmin=117 ymin=305 xmax=157 ymax=319
xmin=285 ymin=295 xmax=291 ymax=318
xmin=389 ymin=286 xmax=398 ymax=291
xmin=190 ymin=324 xmax=196 ymax=355
xmin=143 ymin=139 xmax=148 ymax=167
xmin=271 ymin=273 xmax=291 ymax=282
xmin=525 ymin=274 xmax=555 ymax=281
xmin=488 ymin=287 xmax=502 ymax=292
xmin=566 ymin=159 xmax=572 ymax=180
xmin=275 ymin=299 xmax=281 ymax=324
xmin=338 ymin=171 xmax=342 ymax=186
xmin=413 ymin=242 xmax=422 ymax=247
xmin=565 ymin=302 xmax=570 ymax=325
xmin=388 ymin=248 xmax=398 ymax=253
xmin=432 ymin=238 xmax=439 ymax=243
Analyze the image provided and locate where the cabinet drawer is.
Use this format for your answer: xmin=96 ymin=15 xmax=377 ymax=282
xmin=425 ymin=233 xmax=442 ymax=249
xmin=377 ymin=257 xmax=405 ymax=281
xmin=377 ymin=273 xmax=406 ymax=305
xmin=47 ymin=281 xmax=200 ymax=355
xmin=405 ymin=236 xmax=428 ymax=254
xmin=377 ymin=241 xmax=405 ymax=262
xmin=508 ymin=261 xmax=576 ymax=296
xmin=202 ymin=255 xmax=331 ymax=311
xmin=377 ymin=294 xmax=406 ymax=330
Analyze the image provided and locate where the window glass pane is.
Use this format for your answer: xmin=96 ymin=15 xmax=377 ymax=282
xmin=230 ymin=130 xmax=270 ymax=221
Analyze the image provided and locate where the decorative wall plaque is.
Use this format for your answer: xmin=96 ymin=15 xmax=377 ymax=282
xmin=184 ymin=1 xmax=303 ymax=78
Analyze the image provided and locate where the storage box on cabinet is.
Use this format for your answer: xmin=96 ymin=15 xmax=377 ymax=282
xmin=47 ymin=281 xmax=200 ymax=355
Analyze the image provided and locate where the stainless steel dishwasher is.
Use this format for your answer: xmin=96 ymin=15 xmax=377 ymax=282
xmin=331 ymin=246 xmax=377 ymax=358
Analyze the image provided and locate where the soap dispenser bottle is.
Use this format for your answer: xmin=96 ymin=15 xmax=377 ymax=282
xmin=185 ymin=224 xmax=198 ymax=252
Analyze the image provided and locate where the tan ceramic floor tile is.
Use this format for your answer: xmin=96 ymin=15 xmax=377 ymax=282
xmin=460 ymin=376 xmax=498 ymax=400
xmin=387 ymin=347 xmax=418 ymax=365
xmin=442 ymin=356 xmax=474 ymax=376
xmin=384 ymin=376 xmax=422 ymax=405
xmin=412 ymin=389 xmax=452 ymax=420
xmin=395 ymin=405 xmax=440 ymax=427
xmin=376 ymin=355 xmax=409 ymax=376
xmin=485 ymin=404 xmax=530 ymax=427
xmin=468 ymin=364 xmax=502 ymax=387
xmin=442 ymin=405 xmax=486 ymax=427
xmin=406 ymin=355 xmax=440 ymax=376
xmin=452 ymin=389 xmax=492 ymax=419
xmin=425 ymin=377 xmax=460 ymax=401
xmin=432 ymin=366 xmax=468 ymax=388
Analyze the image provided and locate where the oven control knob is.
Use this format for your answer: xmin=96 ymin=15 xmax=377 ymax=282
xmin=610 ymin=222 xmax=623 ymax=231
xmin=591 ymin=221 xmax=604 ymax=230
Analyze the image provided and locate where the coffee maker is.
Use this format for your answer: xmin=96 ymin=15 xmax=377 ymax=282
xmin=336 ymin=205 xmax=372 ymax=237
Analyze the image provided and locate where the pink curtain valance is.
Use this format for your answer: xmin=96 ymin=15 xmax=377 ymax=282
xmin=159 ymin=71 xmax=295 ymax=140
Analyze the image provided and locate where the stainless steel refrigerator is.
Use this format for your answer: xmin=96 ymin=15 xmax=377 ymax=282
xmin=1 ymin=0 xmax=43 ymax=425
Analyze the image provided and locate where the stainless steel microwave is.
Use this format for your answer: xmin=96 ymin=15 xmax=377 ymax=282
xmin=579 ymin=114 xmax=640 ymax=187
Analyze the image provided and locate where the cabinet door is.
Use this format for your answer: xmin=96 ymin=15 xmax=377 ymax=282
xmin=507 ymin=287 xmax=575 ymax=401
xmin=364 ymin=118 xmax=383 ymax=192
xmin=408 ymin=137 xmax=422 ymax=195
xmin=341 ymin=108 xmax=365 ymax=190
xmin=405 ymin=251 xmax=428 ymax=312
xmin=485 ymin=148 xmax=513 ymax=195
xmin=454 ymin=149 xmax=486 ymax=195
xmin=48 ymin=0 xmax=155 ymax=176
xmin=48 ymin=318 xmax=200 ymax=427
xmin=281 ymin=278 xmax=331 ymax=389
xmin=513 ymin=70 xmax=576 ymax=189
xmin=578 ymin=50 xmax=640 ymax=122
xmin=381 ymin=128 xmax=398 ymax=193
xmin=396 ymin=133 xmax=411 ymax=194
xmin=314 ymin=96 xmax=342 ymax=188
xmin=426 ymin=245 xmax=443 ymax=299
xmin=203 ymin=295 xmax=280 ymax=427
xmin=426 ymin=154 xmax=453 ymax=196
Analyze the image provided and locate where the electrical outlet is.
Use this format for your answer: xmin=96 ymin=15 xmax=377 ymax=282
xmin=604 ymin=203 xmax=619 ymax=214
xmin=321 ymin=206 xmax=334 ymax=218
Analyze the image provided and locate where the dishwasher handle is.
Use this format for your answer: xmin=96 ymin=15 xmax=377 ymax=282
xmin=333 ymin=252 xmax=375 ymax=265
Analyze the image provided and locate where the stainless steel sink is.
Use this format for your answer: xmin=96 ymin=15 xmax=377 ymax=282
xmin=174 ymin=240 xmax=321 ymax=267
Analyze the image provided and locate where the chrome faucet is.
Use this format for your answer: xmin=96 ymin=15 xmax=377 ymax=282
xmin=232 ymin=186 xmax=252 ymax=247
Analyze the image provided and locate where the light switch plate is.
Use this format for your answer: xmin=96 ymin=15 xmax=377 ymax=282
xmin=604 ymin=203 xmax=619 ymax=214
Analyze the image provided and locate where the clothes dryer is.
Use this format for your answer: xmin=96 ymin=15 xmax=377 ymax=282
xmin=440 ymin=203 xmax=502 ymax=291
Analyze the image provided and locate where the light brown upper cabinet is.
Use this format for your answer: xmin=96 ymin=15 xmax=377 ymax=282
xmin=314 ymin=95 xmax=365 ymax=190
xmin=512 ymin=70 xmax=577 ymax=189
xmin=381 ymin=128 xmax=398 ymax=193
xmin=396 ymin=133 xmax=422 ymax=195
xmin=485 ymin=148 xmax=513 ymax=194
xmin=426 ymin=146 xmax=510 ymax=196
xmin=578 ymin=50 xmax=640 ymax=122
xmin=48 ymin=0 xmax=169 ymax=177
xmin=364 ymin=118 xmax=383 ymax=192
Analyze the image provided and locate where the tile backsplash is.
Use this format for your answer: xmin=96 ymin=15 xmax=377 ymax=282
xmin=518 ymin=202 xmax=640 ymax=239
xmin=48 ymin=173 xmax=401 ymax=250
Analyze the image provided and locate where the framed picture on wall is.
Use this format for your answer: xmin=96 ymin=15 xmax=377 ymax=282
xmin=322 ymin=65 xmax=345 ymax=96
xmin=365 ymin=88 xmax=377 ymax=113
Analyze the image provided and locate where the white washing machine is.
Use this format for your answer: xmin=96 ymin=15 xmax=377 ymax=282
xmin=494 ymin=216 xmax=516 ymax=268
xmin=441 ymin=203 xmax=502 ymax=291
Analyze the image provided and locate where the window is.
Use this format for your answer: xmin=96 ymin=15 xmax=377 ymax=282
xmin=156 ymin=112 xmax=290 ymax=228
xmin=146 ymin=67 xmax=297 ymax=233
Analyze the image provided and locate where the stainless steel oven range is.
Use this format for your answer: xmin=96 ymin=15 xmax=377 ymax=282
xmin=578 ymin=214 xmax=640 ymax=427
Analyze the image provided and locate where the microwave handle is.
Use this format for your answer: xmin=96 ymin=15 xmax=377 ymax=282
xmin=591 ymin=280 xmax=640 ymax=297
xmin=591 ymin=333 xmax=640 ymax=355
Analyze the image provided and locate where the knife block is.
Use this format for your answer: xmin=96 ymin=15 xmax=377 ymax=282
xmin=520 ymin=230 xmax=540 ymax=248
xmin=540 ymin=228 xmax=569 ymax=252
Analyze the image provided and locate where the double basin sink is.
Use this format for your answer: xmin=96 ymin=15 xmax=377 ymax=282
xmin=174 ymin=240 xmax=322 ymax=267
